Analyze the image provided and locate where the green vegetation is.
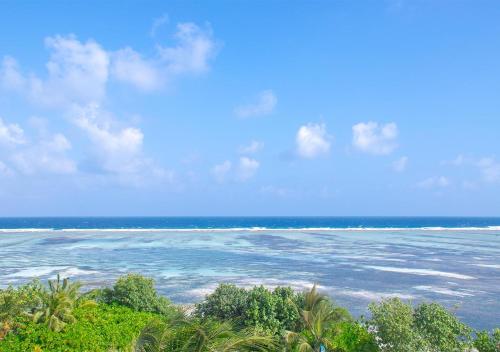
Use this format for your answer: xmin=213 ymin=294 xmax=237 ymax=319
xmin=0 ymin=274 xmax=498 ymax=352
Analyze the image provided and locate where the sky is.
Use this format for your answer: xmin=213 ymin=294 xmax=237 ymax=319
xmin=0 ymin=0 xmax=499 ymax=216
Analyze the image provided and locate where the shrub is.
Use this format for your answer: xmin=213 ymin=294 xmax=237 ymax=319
xmin=474 ymin=329 xmax=500 ymax=352
xmin=196 ymin=284 xmax=304 ymax=335
xmin=368 ymin=298 xmax=474 ymax=352
xmin=244 ymin=286 xmax=281 ymax=334
xmin=273 ymin=286 xmax=303 ymax=332
xmin=414 ymin=302 xmax=472 ymax=351
xmin=332 ymin=321 xmax=378 ymax=352
xmin=106 ymin=274 xmax=172 ymax=316
xmin=368 ymin=298 xmax=427 ymax=352
xmin=0 ymin=280 xmax=44 ymax=338
xmin=195 ymin=283 xmax=248 ymax=321
xmin=0 ymin=304 xmax=155 ymax=352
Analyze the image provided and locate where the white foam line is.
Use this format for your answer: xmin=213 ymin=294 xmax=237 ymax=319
xmin=336 ymin=289 xmax=415 ymax=301
xmin=1 ymin=226 xmax=500 ymax=233
xmin=470 ymin=264 xmax=500 ymax=269
xmin=365 ymin=266 xmax=476 ymax=280
xmin=413 ymin=285 xmax=474 ymax=297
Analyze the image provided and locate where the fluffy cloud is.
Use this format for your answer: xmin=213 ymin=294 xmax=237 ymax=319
xmin=1 ymin=22 xmax=218 ymax=101
xmin=392 ymin=156 xmax=408 ymax=172
xmin=113 ymin=22 xmax=217 ymax=90
xmin=238 ymin=140 xmax=264 ymax=154
xmin=352 ymin=122 xmax=398 ymax=155
xmin=211 ymin=160 xmax=232 ymax=183
xmin=0 ymin=22 xmax=216 ymax=186
xmin=477 ymin=157 xmax=500 ymax=183
xmin=72 ymin=104 xmax=149 ymax=176
xmin=0 ymin=117 xmax=26 ymax=146
xmin=12 ymin=133 xmax=76 ymax=175
xmin=0 ymin=56 xmax=25 ymax=91
xmin=111 ymin=48 xmax=163 ymax=91
xmin=296 ymin=123 xmax=331 ymax=158
xmin=211 ymin=157 xmax=260 ymax=183
xmin=237 ymin=157 xmax=259 ymax=181
xmin=443 ymin=154 xmax=500 ymax=185
xmin=234 ymin=90 xmax=277 ymax=118
xmin=0 ymin=117 xmax=75 ymax=175
xmin=0 ymin=36 xmax=110 ymax=107
xmin=158 ymin=22 xmax=217 ymax=75
xmin=417 ymin=176 xmax=450 ymax=189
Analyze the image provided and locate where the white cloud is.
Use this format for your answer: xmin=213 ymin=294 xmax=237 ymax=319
xmin=477 ymin=157 xmax=500 ymax=183
xmin=150 ymin=13 xmax=169 ymax=38
xmin=392 ymin=156 xmax=408 ymax=172
xmin=39 ymin=34 xmax=108 ymax=104
xmin=237 ymin=157 xmax=259 ymax=181
xmin=238 ymin=140 xmax=264 ymax=154
xmin=0 ymin=117 xmax=76 ymax=175
xmin=296 ymin=122 xmax=331 ymax=158
xmin=1 ymin=36 xmax=109 ymax=107
xmin=158 ymin=22 xmax=217 ymax=75
xmin=0 ymin=56 xmax=25 ymax=91
xmin=417 ymin=176 xmax=450 ymax=189
xmin=2 ymin=23 xmax=218 ymax=99
xmin=352 ymin=122 xmax=398 ymax=155
xmin=211 ymin=160 xmax=232 ymax=183
xmin=443 ymin=154 xmax=500 ymax=186
xmin=111 ymin=22 xmax=217 ymax=90
xmin=234 ymin=90 xmax=277 ymax=118
xmin=12 ymin=133 xmax=76 ymax=175
xmin=72 ymin=104 xmax=148 ymax=175
xmin=446 ymin=154 xmax=466 ymax=166
xmin=111 ymin=48 xmax=163 ymax=91
xmin=211 ymin=157 xmax=260 ymax=183
xmin=0 ymin=117 xmax=26 ymax=146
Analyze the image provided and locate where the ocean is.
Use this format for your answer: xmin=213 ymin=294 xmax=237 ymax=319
xmin=1 ymin=217 xmax=499 ymax=330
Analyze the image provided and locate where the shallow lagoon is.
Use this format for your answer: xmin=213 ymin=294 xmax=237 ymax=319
xmin=1 ymin=228 xmax=499 ymax=330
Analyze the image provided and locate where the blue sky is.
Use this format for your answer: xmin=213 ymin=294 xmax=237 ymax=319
xmin=0 ymin=0 xmax=499 ymax=216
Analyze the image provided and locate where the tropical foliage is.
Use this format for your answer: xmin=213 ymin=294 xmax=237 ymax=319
xmin=196 ymin=284 xmax=304 ymax=334
xmin=367 ymin=298 xmax=473 ymax=352
xmin=103 ymin=274 xmax=174 ymax=316
xmin=284 ymin=284 xmax=352 ymax=351
xmin=1 ymin=274 xmax=498 ymax=352
xmin=0 ymin=304 xmax=155 ymax=351
xmin=135 ymin=318 xmax=276 ymax=352
xmin=32 ymin=274 xmax=96 ymax=332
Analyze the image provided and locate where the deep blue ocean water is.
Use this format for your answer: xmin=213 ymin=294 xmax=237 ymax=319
xmin=1 ymin=216 xmax=500 ymax=229
xmin=1 ymin=217 xmax=499 ymax=329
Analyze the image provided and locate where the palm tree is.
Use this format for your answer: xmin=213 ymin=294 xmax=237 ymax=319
xmin=135 ymin=318 xmax=277 ymax=352
xmin=284 ymin=285 xmax=351 ymax=352
xmin=33 ymin=274 xmax=94 ymax=332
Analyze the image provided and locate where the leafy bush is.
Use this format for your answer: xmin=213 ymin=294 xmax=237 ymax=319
xmin=0 ymin=304 xmax=155 ymax=351
xmin=332 ymin=321 xmax=378 ymax=352
xmin=196 ymin=284 xmax=304 ymax=334
xmin=0 ymin=280 xmax=44 ymax=338
xmin=105 ymin=274 xmax=173 ymax=316
xmin=413 ymin=302 xmax=471 ymax=351
xmin=368 ymin=298 xmax=473 ymax=352
xmin=474 ymin=329 xmax=500 ymax=352
xmin=195 ymin=283 xmax=248 ymax=321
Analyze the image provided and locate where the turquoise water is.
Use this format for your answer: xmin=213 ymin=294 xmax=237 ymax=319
xmin=0 ymin=216 xmax=500 ymax=229
xmin=0 ymin=217 xmax=499 ymax=330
